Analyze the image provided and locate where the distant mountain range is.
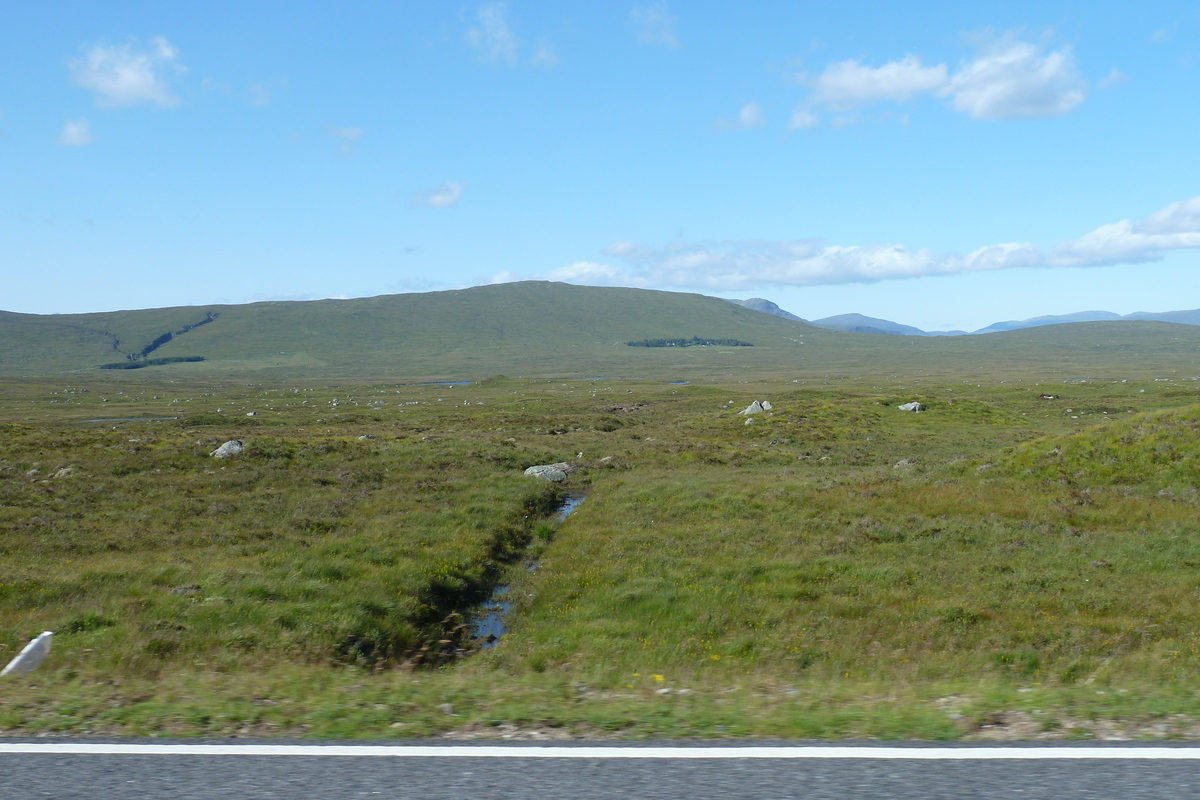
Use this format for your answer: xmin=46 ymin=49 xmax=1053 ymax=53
xmin=973 ymin=309 xmax=1200 ymax=334
xmin=726 ymin=298 xmax=1200 ymax=336
xmin=807 ymin=313 xmax=966 ymax=337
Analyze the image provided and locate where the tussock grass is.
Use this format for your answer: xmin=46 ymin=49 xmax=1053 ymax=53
xmin=2 ymin=375 xmax=1199 ymax=739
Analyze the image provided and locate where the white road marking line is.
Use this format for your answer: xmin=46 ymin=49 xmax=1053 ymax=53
xmin=1 ymin=744 xmax=1200 ymax=759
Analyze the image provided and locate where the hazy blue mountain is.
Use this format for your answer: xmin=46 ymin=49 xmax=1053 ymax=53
xmin=717 ymin=298 xmax=1200 ymax=338
xmin=972 ymin=311 xmax=1124 ymax=335
xmin=1124 ymin=309 xmax=1200 ymax=326
xmin=725 ymin=297 xmax=806 ymax=322
xmin=809 ymin=313 xmax=930 ymax=336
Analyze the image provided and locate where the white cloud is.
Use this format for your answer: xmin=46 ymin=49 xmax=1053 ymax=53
xmin=57 ymin=119 xmax=94 ymax=147
xmin=1049 ymin=197 xmax=1200 ymax=267
xmin=944 ymin=37 xmax=1086 ymax=119
xmin=794 ymin=33 xmax=1088 ymax=126
xmin=737 ymin=102 xmax=764 ymax=128
xmin=413 ymin=181 xmax=465 ymax=208
xmin=510 ymin=196 xmax=1200 ymax=291
xmin=543 ymin=240 xmax=1038 ymax=291
xmin=602 ymin=241 xmax=644 ymax=257
xmin=531 ymin=40 xmax=560 ymax=68
xmin=632 ymin=1 xmax=679 ymax=49
xmin=719 ymin=102 xmax=765 ymax=130
xmin=808 ymin=54 xmax=948 ymax=109
xmin=1097 ymin=68 xmax=1127 ymax=89
xmin=788 ymin=108 xmax=819 ymax=129
xmin=331 ymin=126 xmax=362 ymax=155
xmin=544 ymin=261 xmax=634 ymax=284
xmin=467 ymin=2 xmax=518 ymax=65
xmin=68 ymin=36 xmax=183 ymax=108
xmin=152 ymin=36 xmax=179 ymax=61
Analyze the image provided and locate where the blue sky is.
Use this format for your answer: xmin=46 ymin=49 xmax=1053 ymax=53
xmin=3 ymin=1 xmax=1199 ymax=331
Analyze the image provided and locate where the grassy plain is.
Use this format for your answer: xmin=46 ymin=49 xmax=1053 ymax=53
xmin=1 ymin=368 xmax=1199 ymax=740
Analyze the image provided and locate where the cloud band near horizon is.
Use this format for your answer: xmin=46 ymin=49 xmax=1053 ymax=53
xmin=492 ymin=196 xmax=1200 ymax=292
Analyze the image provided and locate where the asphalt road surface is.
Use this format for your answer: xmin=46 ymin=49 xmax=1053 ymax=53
xmin=3 ymin=741 xmax=1200 ymax=799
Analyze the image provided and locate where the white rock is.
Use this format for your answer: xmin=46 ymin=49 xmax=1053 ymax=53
xmin=210 ymin=440 xmax=245 ymax=458
xmin=897 ymin=401 xmax=925 ymax=412
xmin=739 ymin=401 xmax=765 ymax=415
xmin=1 ymin=631 xmax=53 ymax=677
xmin=524 ymin=465 xmax=567 ymax=482
xmin=761 ymin=401 xmax=773 ymax=410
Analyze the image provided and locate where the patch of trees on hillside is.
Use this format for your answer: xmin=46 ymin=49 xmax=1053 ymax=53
xmin=99 ymin=356 xmax=206 ymax=370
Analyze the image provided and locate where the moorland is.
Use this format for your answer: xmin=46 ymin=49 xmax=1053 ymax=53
xmin=1 ymin=282 xmax=1199 ymax=740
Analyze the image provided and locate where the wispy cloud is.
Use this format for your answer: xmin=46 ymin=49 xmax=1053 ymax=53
xmin=467 ymin=2 xmax=518 ymax=65
xmin=1097 ymin=68 xmax=1128 ymax=89
xmin=788 ymin=108 xmax=819 ymax=130
xmin=331 ymin=126 xmax=362 ymax=155
xmin=498 ymin=196 xmax=1200 ymax=291
xmin=248 ymin=83 xmax=272 ymax=107
xmin=632 ymin=1 xmax=679 ymax=49
xmin=68 ymin=36 xmax=184 ymax=108
xmin=247 ymin=78 xmax=287 ymax=107
xmin=531 ymin=40 xmax=560 ymax=68
xmin=718 ymin=102 xmax=765 ymax=130
xmin=793 ymin=32 xmax=1089 ymax=127
xmin=57 ymin=119 xmax=94 ymax=147
xmin=809 ymin=54 xmax=947 ymax=109
xmin=412 ymin=181 xmax=465 ymax=208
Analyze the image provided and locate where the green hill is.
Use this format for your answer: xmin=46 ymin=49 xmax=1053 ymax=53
xmin=3 ymin=281 xmax=1200 ymax=381
xmin=993 ymin=404 xmax=1200 ymax=493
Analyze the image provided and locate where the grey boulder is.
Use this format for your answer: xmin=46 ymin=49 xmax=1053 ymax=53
xmin=897 ymin=402 xmax=925 ymax=412
xmin=210 ymin=440 xmax=245 ymax=458
xmin=524 ymin=463 xmax=569 ymax=482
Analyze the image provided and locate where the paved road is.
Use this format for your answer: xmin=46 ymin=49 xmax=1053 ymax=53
xmin=2 ymin=741 xmax=1199 ymax=799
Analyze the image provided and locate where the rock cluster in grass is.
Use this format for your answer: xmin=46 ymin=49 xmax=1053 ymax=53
xmin=739 ymin=400 xmax=773 ymax=415
xmin=209 ymin=440 xmax=244 ymax=458
xmin=524 ymin=462 xmax=576 ymax=482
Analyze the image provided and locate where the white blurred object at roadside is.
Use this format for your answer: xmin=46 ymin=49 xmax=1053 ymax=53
xmin=1 ymin=631 xmax=53 ymax=676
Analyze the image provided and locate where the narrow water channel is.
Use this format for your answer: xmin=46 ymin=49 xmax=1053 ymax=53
xmin=470 ymin=493 xmax=585 ymax=647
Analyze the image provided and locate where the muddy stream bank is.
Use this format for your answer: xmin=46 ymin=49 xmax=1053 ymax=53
xmin=469 ymin=493 xmax=585 ymax=647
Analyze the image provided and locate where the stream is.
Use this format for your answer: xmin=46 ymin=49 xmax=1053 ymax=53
xmin=470 ymin=493 xmax=585 ymax=647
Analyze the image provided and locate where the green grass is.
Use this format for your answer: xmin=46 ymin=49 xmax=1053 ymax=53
xmin=1 ymin=373 xmax=1199 ymax=739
